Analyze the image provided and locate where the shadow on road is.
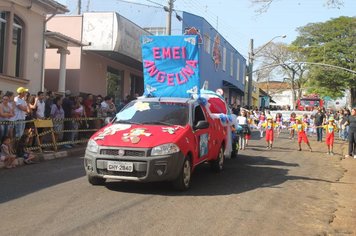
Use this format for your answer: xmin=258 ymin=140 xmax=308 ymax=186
xmin=0 ymin=157 xmax=85 ymax=204
xmin=105 ymin=155 xmax=335 ymax=196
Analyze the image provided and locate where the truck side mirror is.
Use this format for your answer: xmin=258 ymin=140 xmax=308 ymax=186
xmin=194 ymin=120 xmax=209 ymax=130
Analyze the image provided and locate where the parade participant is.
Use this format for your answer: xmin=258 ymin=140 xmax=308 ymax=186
xmin=245 ymin=111 xmax=254 ymax=146
xmin=344 ymin=108 xmax=356 ymax=159
xmin=275 ymin=113 xmax=283 ymax=138
xmin=319 ymin=117 xmax=338 ymax=155
xmin=262 ymin=115 xmax=277 ymax=150
xmin=289 ymin=112 xmax=297 ymax=140
xmin=258 ymin=111 xmax=266 ymax=138
xmin=237 ymin=109 xmax=249 ymax=150
xmin=290 ymin=116 xmax=313 ymax=152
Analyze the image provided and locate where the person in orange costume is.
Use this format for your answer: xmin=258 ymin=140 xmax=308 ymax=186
xmin=290 ymin=116 xmax=313 ymax=152
xmin=318 ymin=117 xmax=338 ymax=155
xmin=261 ymin=115 xmax=278 ymax=150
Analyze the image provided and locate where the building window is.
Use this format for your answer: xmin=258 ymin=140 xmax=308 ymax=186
xmin=11 ymin=15 xmax=23 ymax=77
xmin=236 ymin=57 xmax=240 ymax=81
xmin=230 ymin=52 xmax=233 ymax=77
xmin=222 ymin=47 xmax=226 ymax=71
xmin=204 ymin=34 xmax=210 ymax=54
xmin=0 ymin=12 xmax=7 ymax=74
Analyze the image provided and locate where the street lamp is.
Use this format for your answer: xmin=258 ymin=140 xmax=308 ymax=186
xmin=247 ymin=35 xmax=286 ymax=108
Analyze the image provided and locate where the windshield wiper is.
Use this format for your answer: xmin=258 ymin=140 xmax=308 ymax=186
xmin=142 ymin=121 xmax=174 ymax=126
xmin=116 ymin=120 xmax=142 ymax=125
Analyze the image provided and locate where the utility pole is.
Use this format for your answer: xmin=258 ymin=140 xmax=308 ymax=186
xmin=166 ymin=0 xmax=174 ymax=35
xmin=247 ymin=35 xmax=286 ymax=108
xmin=77 ymin=0 xmax=81 ymax=15
xmin=247 ymin=38 xmax=254 ymax=108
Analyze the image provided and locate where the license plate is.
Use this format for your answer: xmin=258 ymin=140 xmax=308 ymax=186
xmin=107 ymin=161 xmax=133 ymax=172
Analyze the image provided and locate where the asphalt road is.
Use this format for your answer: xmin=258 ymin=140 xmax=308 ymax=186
xmin=0 ymin=132 xmax=348 ymax=236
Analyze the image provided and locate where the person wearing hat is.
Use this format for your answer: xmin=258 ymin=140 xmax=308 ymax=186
xmin=14 ymin=87 xmax=29 ymax=138
xmin=261 ymin=115 xmax=278 ymax=150
xmin=317 ymin=116 xmax=338 ymax=155
xmin=290 ymin=116 xmax=312 ymax=152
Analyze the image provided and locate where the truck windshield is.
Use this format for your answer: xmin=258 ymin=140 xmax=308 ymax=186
xmin=115 ymin=101 xmax=189 ymax=126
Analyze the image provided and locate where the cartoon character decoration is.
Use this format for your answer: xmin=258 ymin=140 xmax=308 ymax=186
xmin=184 ymin=27 xmax=203 ymax=44
xmin=122 ymin=128 xmax=152 ymax=144
xmin=212 ymin=34 xmax=221 ymax=71
xmin=162 ymin=127 xmax=180 ymax=134
xmin=94 ymin=124 xmax=131 ymax=140
xmin=199 ymin=133 xmax=209 ymax=157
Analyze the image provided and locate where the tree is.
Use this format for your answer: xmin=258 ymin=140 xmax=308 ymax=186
xmin=255 ymin=42 xmax=309 ymax=109
xmin=292 ymin=16 xmax=356 ymax=102
xmin=251 ymin=0 xmax=344 ymax=13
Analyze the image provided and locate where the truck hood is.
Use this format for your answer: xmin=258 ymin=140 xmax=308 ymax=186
xmin=91 ymin=123 xmax=190 ymax=148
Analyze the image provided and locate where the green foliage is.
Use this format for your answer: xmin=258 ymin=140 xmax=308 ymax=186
xmin=292 ymin=16 xmax=356 ymax=98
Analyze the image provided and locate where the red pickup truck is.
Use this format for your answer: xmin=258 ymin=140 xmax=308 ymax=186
xmin=84 ymin=96 xmax=229 ymax=190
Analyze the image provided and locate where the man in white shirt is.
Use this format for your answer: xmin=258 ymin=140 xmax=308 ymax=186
xmin=34 ymin=91 xmax=45 ymax=119
xmin=100 ymin=96 xmax=116 ymax=118
xmin=14 ymin=87 xmax=29 ymax=138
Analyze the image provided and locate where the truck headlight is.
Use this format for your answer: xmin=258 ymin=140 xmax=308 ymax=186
xmin=151 ymin=143 xmax=180 ymax=156
xmin=87 ymin=139 xmax=99 ymax=153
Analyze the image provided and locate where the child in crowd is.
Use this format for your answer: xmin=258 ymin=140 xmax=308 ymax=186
xmin=0 ymin=136 xmax=17 ymax=168
xmin=262 ymin=115 xmax=277 ymax=150
xmin=290 ymin=116 xmax=313 ymax=152
xmin=320 ymin=117 xmax=338 ymax=155
xmin=289 ymin=112 xmax=297 ymax=139
xmin=16 ymin=133 xmax=36 ymax=164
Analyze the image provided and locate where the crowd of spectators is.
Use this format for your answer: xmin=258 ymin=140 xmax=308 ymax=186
xmin=0 ymin=87 xmax=127 ymax=166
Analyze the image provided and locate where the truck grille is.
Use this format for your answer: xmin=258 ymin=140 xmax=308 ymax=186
xmin=100 ymin=149 xmax=146 ymax=157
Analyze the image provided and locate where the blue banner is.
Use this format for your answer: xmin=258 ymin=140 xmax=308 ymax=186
xmin=141 ymin=35 xmax=200 ymax=98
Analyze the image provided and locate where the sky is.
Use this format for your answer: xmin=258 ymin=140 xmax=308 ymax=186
xmin=56 ymin=0 xmax=356 ymax=59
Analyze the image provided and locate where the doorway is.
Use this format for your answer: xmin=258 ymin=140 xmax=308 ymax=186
xmin=106 ymin=66 xmax=124 ymax=106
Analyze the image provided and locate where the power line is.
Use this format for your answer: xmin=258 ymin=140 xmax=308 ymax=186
xmin=116 ymin=0 xmax=163 ymax=9
xmin=145 ymin=0 xmax=164 ymax=7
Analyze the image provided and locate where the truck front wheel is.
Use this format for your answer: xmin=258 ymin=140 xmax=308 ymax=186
xmin=172 ymin=157 xmax=191 ymax=191
xmin=211 ymin=146 xmax=224 ymax=172
xmin=88 ymin=175 xmax=106 ymax=186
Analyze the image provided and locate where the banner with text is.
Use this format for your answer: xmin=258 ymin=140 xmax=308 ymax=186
xmin=141 ymin=35 xmax=200 ymax=98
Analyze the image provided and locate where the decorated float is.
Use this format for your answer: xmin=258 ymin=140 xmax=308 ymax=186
xmin=84 ymin=35 xmax=233 ymax=190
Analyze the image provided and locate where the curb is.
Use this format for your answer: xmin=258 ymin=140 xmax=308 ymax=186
xmin=0 ymin=146 xmax=86 ymax=169
xmin=36 ymin=146 xmax=86 ymax=162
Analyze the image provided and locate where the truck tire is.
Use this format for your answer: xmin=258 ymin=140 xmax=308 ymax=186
xmin=211 ymin=146 xmax=224 ymax=172
xmin=88 ymin=175 xmax=106 ymax=186
xmin=172 ymin=157 xmax=191 ymax=191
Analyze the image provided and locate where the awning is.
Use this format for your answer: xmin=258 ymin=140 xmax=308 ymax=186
xmin=222 ymin=80 xmax=244 ymax=94
xmin=45 ymin=31 xmax=86 ymax=49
